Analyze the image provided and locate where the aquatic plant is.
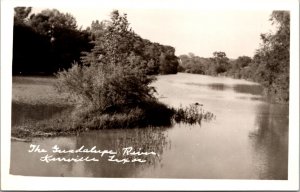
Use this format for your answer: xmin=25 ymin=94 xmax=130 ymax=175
xmin=173 ymin=104 xmax=215 ymax=125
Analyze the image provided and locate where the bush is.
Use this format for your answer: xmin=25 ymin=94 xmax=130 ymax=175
xmin=173 ymin=104 xmax=215 ymax=125
xmin=55 ymin=10 xmax=160 ymax=129
xmin=56 ymin=62 xmax=155 ymax=113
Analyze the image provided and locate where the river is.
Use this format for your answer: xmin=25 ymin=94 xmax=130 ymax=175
xmin=10 ymin=73 xmax=289 ymax=179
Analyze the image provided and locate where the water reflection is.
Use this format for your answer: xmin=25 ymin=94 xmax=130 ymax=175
xmin=185 ymin=82 xmax=228 ymax=91
xmin=12 ymin=101 xmax=69 ymax=126
xmin=233 ymin=84 xmax=264 ymax=95
xmin=207 ymin=83 xmax=227 ymax=91
xmin=185 ymin=82 xmax=263 ymax=96
xmin=71 ymin=127 xmax=170 ymax=177
xmin=11 ymin=127 xmax=170 ymax=177
xmin=249 ymin=103 xmax=289 ymax=179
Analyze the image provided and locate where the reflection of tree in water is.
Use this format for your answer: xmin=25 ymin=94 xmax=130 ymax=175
xmin=66 ymin=127 xmax=170 ymax=177
xmin=233 ymin=84 xmax=263 ymax=95
xmin=249 ymin=103 xmax=288 ymax=180
xmin=207 ymin=83 xmax=227 ymax=91
xmin=111 ymin=127 xmax=169 ymax=159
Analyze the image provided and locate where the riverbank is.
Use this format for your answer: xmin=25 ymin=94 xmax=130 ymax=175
xmin=12 ymin=76 xmax=168 ymax=139
xmin=12 ymin=76 xmax=213 ymax=140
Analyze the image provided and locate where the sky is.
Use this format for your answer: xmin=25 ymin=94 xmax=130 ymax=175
xmin=33 ymin=7 xmax=275 ymax=59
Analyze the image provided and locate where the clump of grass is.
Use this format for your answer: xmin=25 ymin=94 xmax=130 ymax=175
xmin=173 ymin=104 xmax=215 ymax=125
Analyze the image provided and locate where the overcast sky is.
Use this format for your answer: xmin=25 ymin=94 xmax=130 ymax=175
xmin=33 ymin=7 xmax=274 ymax=59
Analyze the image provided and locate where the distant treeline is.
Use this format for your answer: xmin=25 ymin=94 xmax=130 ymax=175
xmin=13 ymin=7 xmax=178 ymax=75
xmin=178 ymin=52 xmax=253 ymax=78
xmin=178 ymin=11 xmax=290 ymax=103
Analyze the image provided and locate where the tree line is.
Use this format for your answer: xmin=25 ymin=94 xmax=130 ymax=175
xmin=13 ymin=7 xmax=179 ymax=75
xmin=178 ymin=11 xmax=290 ymax=103
xmin=13 ymin=8 xmax=289 ymax=103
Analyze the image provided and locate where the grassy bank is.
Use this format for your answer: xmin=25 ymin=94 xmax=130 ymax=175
xmin=12 ymin=76 xmax=214 ymax=140
xmin=12 ymin=76 xmax=174 ymax=139
xmin=12 ymin=76 xmax=73 ymax=139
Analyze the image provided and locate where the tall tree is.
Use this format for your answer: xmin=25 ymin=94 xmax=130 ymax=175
xmin=29 ymin=9 xmax=77 ymax=37
xmin=14 ymin=7 xmax=32 ymax=25
xmin=211 ymin=51 xmax=230 ymax=74
xmin=28 ymin=9 xmax=91 ymax=72
xmin=87 ymin=20 xmax=107 ymax=40
xmin=159 ymin=46 xmax=179 ymax=74
xmin=13 ymin=7 xmax=52 ymax=74
xmin=253 ymin=11 xmax=290 ymax=102
xmin=58 ymin=10 xmax=156 ymax=112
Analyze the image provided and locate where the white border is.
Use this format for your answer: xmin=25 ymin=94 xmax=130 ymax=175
xmin=1 ymin=0 xmax=299 ymax=190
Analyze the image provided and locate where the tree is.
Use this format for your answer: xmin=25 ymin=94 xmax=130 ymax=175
xmin=14 ymin=7 xmax=32 ymax=25
xmin=253 ymin=11 xmax=290 ymax=102
xmin=211 ymin=51 xmax=229 ymax=74
xmin=159 ymin=46 xmax=179 ymax=74
xmin=57 ymin=10 xmax=156 ymax=113
xmin=235 ymin=56 xmax=252 ymax=68
xmin=29 ymin=9 xmax=77 ymax=36
xmin=28 ymin=9 xmax=91 ymax=73
xmin=178 ymin=54 xmax=213 ymax=74
xmin=87 ymin=20 xmax=107 ymax=40
xmin=13 ymin=7 xmax=53 ymax=75
xmin=227 ymin=56 xmax=252 ymax=78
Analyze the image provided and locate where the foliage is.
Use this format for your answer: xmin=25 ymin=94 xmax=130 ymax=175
xmin=251 ymin=11 xmax=290 ymax=102
xmin=14 ymin=7 xmax=32 ymax=24
xmin=56 ymin=62 xmax=156 ymax=113
xmin=86 ymin=20 xmax=107 ymax=40
xmin=13 ymin=8 xmax=93 ymax=75
xmin=29 ymin=9 xmax=77 ymax=35
xmin=13 ymin=7 xmax=179 ymax=75
xmin=178 ymin=52 xmax=230 ymax=76
xmin=178 ymin=11 xmax=289 ymax=103
xmin=227 ymin=56 xmax=252 ymax=79
xmin=56 ymin=11 xmax=157 ymax=116
xmin=173 ymin=104 xmax=215 ymax=125
xmin=210 ymin=51 xmax=230 ymax=74
xmin=83 ymin=13 xmax=179 ymax=75
xmin=158 ymin=46 xmax=179 ymax=74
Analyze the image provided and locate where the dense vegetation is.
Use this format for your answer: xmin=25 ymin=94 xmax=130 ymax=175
xmin=11 ymin=8 xmax=288 ymax=138
xmin=55 ymin=10 xmax=214 ymax=129
xmin=14 ymin=8 xmax=289 ymax=103
xmin=178 ymin=11 xmax=290 ymax=103
xmin=11 ymin=9 xmax=214 ymax=139
xmin=13 ymin=7 xmax=179 ymax=75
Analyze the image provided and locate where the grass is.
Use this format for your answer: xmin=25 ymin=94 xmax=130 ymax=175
xmin=12 ymin=76 xmax=75 ymax=139
xmin=12 ymin=76 xmax=70 ymax=105
xmin=12 ymin=76 xmax=214 ymax=140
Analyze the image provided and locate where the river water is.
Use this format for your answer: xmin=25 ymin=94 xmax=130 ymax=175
xmin=10 ymin=73 xmax=289 ymax=179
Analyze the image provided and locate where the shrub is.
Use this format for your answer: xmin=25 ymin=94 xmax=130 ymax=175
xmin=56 ymin=11 xmax=156 ymax=114
xmin=173 ymin=104 xmax=215 ymax=125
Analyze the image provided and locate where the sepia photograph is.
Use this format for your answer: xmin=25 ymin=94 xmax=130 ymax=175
xmin=1 ymin=0 xmax=299 ymax=190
